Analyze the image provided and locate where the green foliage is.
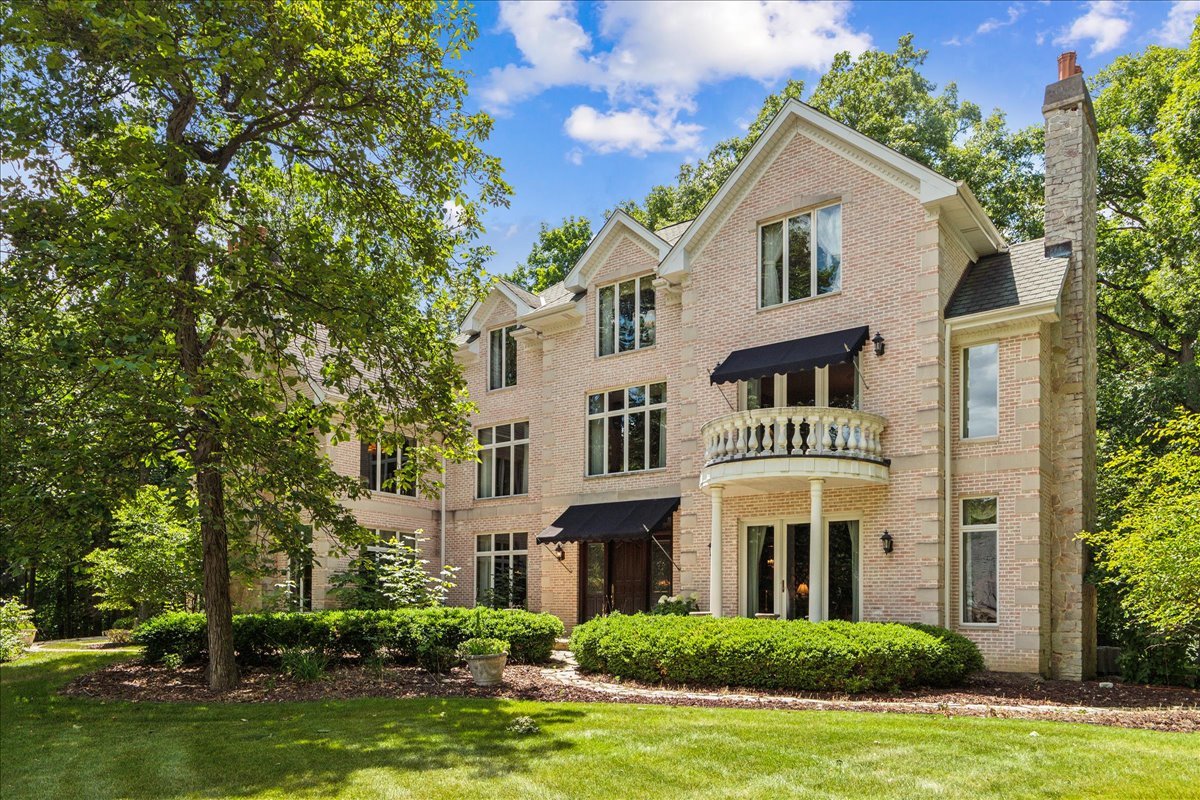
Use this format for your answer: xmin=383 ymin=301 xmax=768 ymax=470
xmin=506 ymin=715 xmax=540 ymax=735
xmin=161 ymin=652 xmax=184 ymax=670
xmin=0 ymin=598 xmax=36 ymax=662
xmin=280 ymin=647 xmax=329 ymax=682
xmin=570 ymin=614 xmax=982 ymax=693
xmin=83 ymin=486 xmax=202 ymax=618
xmin=649 ymin=595 xmax=699 ymax=616
xmin=327 ymin=554 xmax=391 ymax=611
xmin=102 ymin=629 xmax=134 ymax=645
xmin=458 ymin=637 xmax=509 ymax=657
xmin=1081 ymin=411 xmax=1200 ymax=684
xmin=133 ymin=607 xmax=563 ymax=666
xmin=1 ymin=0 xmax=508 ymax=688
xmin=508 ymin=216 xmax=593 ymax=292
xmin=376 ymin=534 xmax=459 ymax=609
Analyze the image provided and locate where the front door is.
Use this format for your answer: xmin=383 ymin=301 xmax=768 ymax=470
xmin=610 ymin=540 xmax=649 ymax=615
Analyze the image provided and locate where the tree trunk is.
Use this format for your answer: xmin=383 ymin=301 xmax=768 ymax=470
xmin=196 ymin=436 xmax=239 ymax=691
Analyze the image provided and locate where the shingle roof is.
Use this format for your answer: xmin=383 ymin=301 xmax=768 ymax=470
xmin=945 ymin=239 xmax=1070 ymax=318
xmin=655 ymin=219 xmax=693 ymax=246
xmin=496 ymin=277 xmax=543 ymax=308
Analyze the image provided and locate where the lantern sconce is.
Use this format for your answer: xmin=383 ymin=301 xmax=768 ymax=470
xmin=872 ymin=331 xmax=886 ymax=357
xmin=553 ymin=543 xmax=566 ymax=561
xmin=880 ymin=529 xmax=894 ymax=554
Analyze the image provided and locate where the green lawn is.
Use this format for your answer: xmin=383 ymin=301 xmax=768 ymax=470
xmin=2 ymin=650 xmax=1196 ymax=800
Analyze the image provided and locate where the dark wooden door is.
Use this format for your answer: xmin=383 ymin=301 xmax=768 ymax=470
xmin=610 ymin=540 xmax=649 ymax=615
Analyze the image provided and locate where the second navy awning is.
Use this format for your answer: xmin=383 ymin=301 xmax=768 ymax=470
xmin=536 ymin=497 xmax=680 ymax=544
xmin=709 ymin=325 xmax=870 ymax=385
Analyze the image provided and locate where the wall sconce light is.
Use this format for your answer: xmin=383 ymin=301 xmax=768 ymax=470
xmin=880 ymin=529 xmax=894 ymax=554
xmin=553 ymin=543 xmax=566 ymax=561
xmin=872 ymin=331 xmax=886 ymax=357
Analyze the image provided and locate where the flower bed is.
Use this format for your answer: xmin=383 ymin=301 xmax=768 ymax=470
xmin=569 ymin=614 xmax=983 ymax=693
xmin=134 ymin=607 xmax=564 ymax=665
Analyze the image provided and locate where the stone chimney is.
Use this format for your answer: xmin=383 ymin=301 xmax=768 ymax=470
xmin=1042 ymin=52 xmax=1098 ymax=680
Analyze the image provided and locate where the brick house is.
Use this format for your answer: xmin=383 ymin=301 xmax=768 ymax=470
xmin=293 ymin=56 xmax=1098 ymax=679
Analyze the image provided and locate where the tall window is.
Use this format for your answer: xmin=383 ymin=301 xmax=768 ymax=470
xmin=963 ymin=343 xmax=999 ymax=438
xmin=759 ymin=203 xmax=841 ymax=308
xmin=360 ymin=437 xmax=416 ymax=496
xmin=587 ymin=382 xmax=666 ymax=475
xmin=489 ymin=325 xmax=518 ymax=389
xmin=598 ymin=275 xmax=656 ymax=356
xmin=475 ymin=533 xmax=528 ymax=608
xmin=477 ymin=422 xmax=529 ymax=498
xmin=962 ymin=497 xmax=999 ymax=624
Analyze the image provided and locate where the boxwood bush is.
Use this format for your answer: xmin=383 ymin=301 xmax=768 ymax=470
xmin=134 ymin=607 xmax=563 ymax=666
xmin=569 ymin=614 xmax=983 ymax=692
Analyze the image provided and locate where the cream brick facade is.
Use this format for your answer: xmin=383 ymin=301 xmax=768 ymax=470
xmin=289 ymin=66 xmax=1097 ymax=679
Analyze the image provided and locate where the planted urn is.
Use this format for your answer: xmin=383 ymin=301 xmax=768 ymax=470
xmin=458 ymin=637 xmax=509 ymax=687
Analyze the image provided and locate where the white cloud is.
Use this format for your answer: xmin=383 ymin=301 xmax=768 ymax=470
xmin=564 ymin=105 xmax=703 ymax=156
xmin=1056 ymin=1 xmax=1132 ymax=55
xmin=503 ymin=223 xmax=521 ymax=239
xmin=483 ymin=0 xmax=871 ymax=155
xmin=977 ymin=4 xmax=1024 ymax=34
xmin=565 ymin=147 xmax=585 ymax=166
xmin=1153 ymin=0 xmax=1200 ymax=45
xmin=443 ymin=200 xmax=464 ymax=228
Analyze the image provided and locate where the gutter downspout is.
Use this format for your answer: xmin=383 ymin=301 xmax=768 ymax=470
xmin=943 ymin=319 xmax=954 ymax=628
xmin=440 ymin=455 xmax=447 ymax=566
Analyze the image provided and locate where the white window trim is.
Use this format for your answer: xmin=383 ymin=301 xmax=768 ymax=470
xmin=585 ymin=382 xmax=667 ymax=477
xmin=596 ymin=274 xmax=656 ymax=357
xmin=757 ymin=201 xmax=842 ymax=309
xmin=961 ymin=342 xmax=1000 ymax=440
xmin=960 ymin=496 xmax=1000 ymax=627
xmin=475 ymin=421 xmax=530 ymax=500
xmin=737 ymin=362 xmax=860 ymax=411
xmin=473 ymin=532 xmax=529 ymax=606
xmin=736 ymin=514 xmax=862 ymax=621
xmin=488 ymin=324 xmax=518 ymax=391
xmin=366 ymin=438 xmax=416 ymax=497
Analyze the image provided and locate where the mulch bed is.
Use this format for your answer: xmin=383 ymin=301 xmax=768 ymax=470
xmin=61 ymin=659 xmax=1200 ymax=733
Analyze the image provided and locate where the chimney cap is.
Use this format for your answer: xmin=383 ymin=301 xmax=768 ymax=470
xmin=1057 ymin=51 xmax=1083 ymax=80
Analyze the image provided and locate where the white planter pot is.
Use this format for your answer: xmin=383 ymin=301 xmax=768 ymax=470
xmin=464 ymin=653 xmax=507 ymax=687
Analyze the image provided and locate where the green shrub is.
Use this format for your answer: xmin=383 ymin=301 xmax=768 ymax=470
xmin=281 ymin=647 xmax=329 ymax=681
xmin=0 ymin=597 xmax=35 ymax=662
xmin=569 ymin=614 xmax=983 ymax=693
xmin=649 ymin=595 xmax=699 ymax=616
xmin=161 ymin=652 xmax=184 ymax=670
xmin=458 ymin=637 xmax=509 ymax=657
xmin=103 ymin=628 xmax=135 ymax=645
xmin=133 ymin=607 xmax=563 ymax=666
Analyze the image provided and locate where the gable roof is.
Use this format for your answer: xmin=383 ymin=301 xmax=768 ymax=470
xmin=659 ymin=98 xmax=1006 ymax=280
xmin=945 ymin=239 xmax=1070 ymax=318
xmin=563 ymin=210 xmax=671 ymax=293
xmin=655 ymin=219 xmax=693 ymax=246
xmin=460 ymin=277 xmax=540 ymax=336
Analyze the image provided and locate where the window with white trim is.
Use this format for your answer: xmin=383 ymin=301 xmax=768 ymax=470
xmin=759 ymin=203 xmax=842 ymax=308
xmin=962 ymin=497 xmax=999 ymax=624
xmin=489 ymin=325 xmax=518 ymax=389
xmin=962 ymin=343 xmax=999 ymax=438
xmin=360 ymin=437 xmax=416 ymax=496
xmin=741 ymin=360 xmax=859 ymax=410
xmin=587 ymin=382 xmax=666 ymax=475
xmin=475 ymin=532 xmax=528 ymax=608
xmin=598 ymin=275 xmax=656 ymax=356
xmin=476 ymin=422 xmax=529 ymax=499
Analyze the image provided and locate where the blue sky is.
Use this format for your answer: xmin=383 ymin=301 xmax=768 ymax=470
xmin=458 ymin=1 xmax=1197 ymax=275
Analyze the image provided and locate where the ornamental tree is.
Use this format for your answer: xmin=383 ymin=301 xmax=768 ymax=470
xmin=2 ymin=1 xmax=507 ymax=689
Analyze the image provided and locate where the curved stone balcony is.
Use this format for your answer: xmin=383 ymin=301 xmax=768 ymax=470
xmin=699 ymin=407 xmax=889 ymax=494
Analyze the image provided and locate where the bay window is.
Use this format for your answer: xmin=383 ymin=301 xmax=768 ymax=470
xmin=587 ymin=382 xmax=666 ymax=475
xmin=476 ymin=422 xmax=529 ymax=499
xmin=598 ymin=275 xmax=655 ymax=356
xmin=760 ymin=203 xmax=842 ymax=308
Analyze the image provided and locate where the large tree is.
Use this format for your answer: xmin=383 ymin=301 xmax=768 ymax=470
xmin=1 ymin=1 xmax=506 ymax=689
xmin=508 ymin=215 xmax=592 ymax=293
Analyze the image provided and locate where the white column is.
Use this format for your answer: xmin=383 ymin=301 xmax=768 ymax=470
xmin=808 ymin=478 xmax=824 ymax=621
xmin=709 ymin=485 xmax=724 ymax=617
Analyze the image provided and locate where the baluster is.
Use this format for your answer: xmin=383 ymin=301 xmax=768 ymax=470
xmin=791 ymin=412 xmax=804 ymax=453
xmin=820 ymin=414 xmax=833 ymax=453
xmin=735 ymin=419 xmax=747 ymax=456
xmin=718 ymin=424 xmax=730 ymax=459
xmin=747 ymin=416 xmax=760 ymax=455
xmin=774 ymin=416 xmax=786 ymax=455
xmin=835 ymin=416 xmax=849 ymax=454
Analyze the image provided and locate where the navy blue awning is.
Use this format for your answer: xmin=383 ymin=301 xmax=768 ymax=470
xmin=710 ymin=325 xmax=869 ymax=385
xmin=536 ymin=497 xmax=679 ymax=544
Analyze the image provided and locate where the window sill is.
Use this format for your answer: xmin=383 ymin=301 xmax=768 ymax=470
xmin=959 ymin=434 xmax=1000 ymax=444
xmin=486 ymin=384 xmax=518 ymax=394
xmin=757 ymin=289 xmax=842 ymax=313
xmin=958 ymin=622 xmax=1000 ymax=629
xmin=474 ymin=492 xmax=531 ymax=503
xmin=584 ymin=466 xmax=668 ymax=480
xmin=366 ymin=491 xmax=420 ymax=502
xmin=597 ymin=343 xmax=657 ymax=360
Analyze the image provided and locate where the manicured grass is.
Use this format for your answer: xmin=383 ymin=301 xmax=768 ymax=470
xmin=2 ymin=650 xmax=1196 ymax=800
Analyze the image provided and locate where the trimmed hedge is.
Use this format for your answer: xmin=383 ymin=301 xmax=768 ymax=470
xmin=134 ymin=607 xmax=563 ymax=666
xmin=569 ymin=614 xmax=983 ymax=693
